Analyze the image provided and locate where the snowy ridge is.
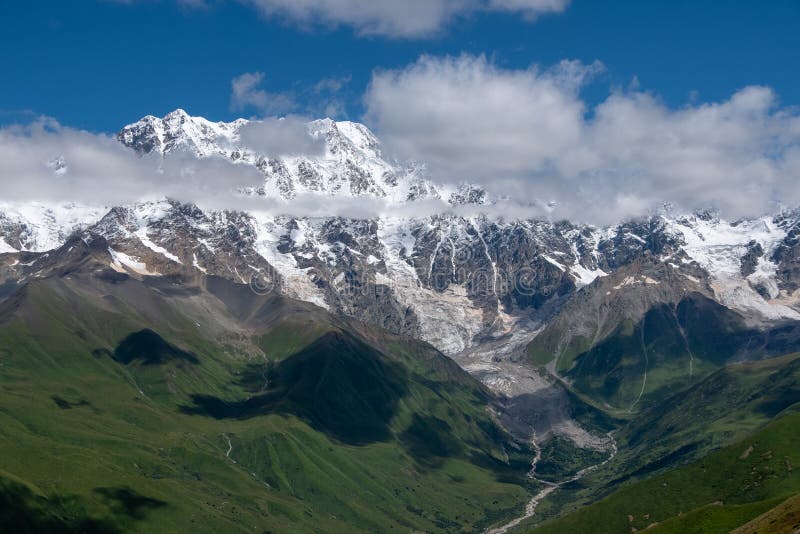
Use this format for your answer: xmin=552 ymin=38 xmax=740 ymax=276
xmin=0 ymin=202 xmax=106 ymax=252
xmin=118 ymin=110 xmax=443 ymax=204
xmin=2 ymin=110 xmax=800 ymax=355
xmin=118 ymin=109 xmax=245 ymax=157
xmin=665 ymin=213 xmax=800 ymax=321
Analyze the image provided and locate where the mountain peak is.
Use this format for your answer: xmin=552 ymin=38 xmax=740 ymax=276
xmin=118 ymin=109 xmax=245 ymax=158
xmin=164 ymin=108 xmax=190 ymax=119
xmin=116 ymin=110 xmax=442 ymax=203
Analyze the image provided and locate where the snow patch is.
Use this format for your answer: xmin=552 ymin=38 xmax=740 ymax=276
xmin=570 ymin=263 xmax=606 ymax=287
xmin=0 ymin=239 xmax=17 ymax=254
xmin=192 ymin=253 xmax=207 ymax=274
xmin=108 ymin=248 xmax=158 ymax=276
xmin=135 ymin=228 xmax=182 ymax=264
xmin=541 ymin=255 xmax=566 ymax=272
xmin=0 ymin=202 xmax=105 ymax=252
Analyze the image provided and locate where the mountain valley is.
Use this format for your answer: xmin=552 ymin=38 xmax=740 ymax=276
xmin=2 ymin=111 xmax=800 ymax=533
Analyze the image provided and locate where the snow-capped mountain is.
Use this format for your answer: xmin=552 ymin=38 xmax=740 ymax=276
xmin=0 ymin=202 xmax=107 ymax=253
xmin=117 ymin=109 xmax=245 ymax=157
xmin=2 ymin=110 xmax=800 ymax=365
xmin=118 ymin=109 xmax=440 ymax=203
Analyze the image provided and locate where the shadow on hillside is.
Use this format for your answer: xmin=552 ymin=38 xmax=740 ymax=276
xmin=93 ymin=487 xmax=167 ymax=520
xmin=399 ymin=414 xmax=463 ymax=468
xmin=110 ymin=329 xmax=199 ymax=366
xmin=0 ymin=478 xmax=166 ymax=534
xmin=51 ymin=395 xmax=91 ymax=410
xmin=181 ymin=331 xmax=409 ymax=445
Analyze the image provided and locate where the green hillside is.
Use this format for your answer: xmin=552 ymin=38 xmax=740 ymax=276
xmin=513 ymin=353 xmax=800 ymax=531
xmin=528 ymin=401 xmax=800 ymax=533
xmin=730 ymin=492 xmax=800 ymax=534
xmin=528 ymin=290 xmax=800 ymax=413
xmin=615 ymin=353 xmax=800 ymax=480
xmin=0 ymin=269 xmax=534 ymax=533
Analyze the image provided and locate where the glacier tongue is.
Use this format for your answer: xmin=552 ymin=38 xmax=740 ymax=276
xmin=377 ymin=217 xmax=485 ymax=354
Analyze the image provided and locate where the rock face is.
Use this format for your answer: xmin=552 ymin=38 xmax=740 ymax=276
xmin=773 ymin=210 xmax=800 ymax=292
xmin=2 ymin=110 xmax=800 ymax=363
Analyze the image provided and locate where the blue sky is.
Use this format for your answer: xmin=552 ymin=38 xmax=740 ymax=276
xmin=2 ymin=0 xmax=799 ymax=132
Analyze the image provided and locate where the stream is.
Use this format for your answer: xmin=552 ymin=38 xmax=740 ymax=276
xmin=486 ymin=433 xmax=618 ymax=534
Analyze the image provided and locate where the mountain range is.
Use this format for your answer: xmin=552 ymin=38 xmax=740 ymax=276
xmin=2 ymin=110 xmax=800 ymax=533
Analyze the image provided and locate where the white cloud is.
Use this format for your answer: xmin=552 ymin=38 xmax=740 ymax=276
xmin=364 ymin=55 xmax=599 ymax=178
xmin=550 ymin=85 xmax=800 ymax=221
xmin=237 ymin=116 xmax=326 ymax=156
xmin=313 ymin=75 xmax=351 ymax=94
xmin=487 ymin=0 xmax=570 ymax=18
xmin=115 ymin=0 xmax=569 ymax=37
xmin=230 ymin=72 xmax=351 ymax=119
xmin=239 ymin=0 xmax=569 ymax=38
xmin=230 ymin=72 xmax=295 ymax=114
xmin=0 ymin=118 xmax=541 ymax=219
xmin=0 ymin=118 xmax=264 ymax=209
xmin=364 ymin=54 xmax=800 ymax=223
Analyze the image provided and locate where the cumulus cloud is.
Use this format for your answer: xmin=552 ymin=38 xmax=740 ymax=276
xmin=365 ymin=54 xmax=800 ymax=223
xmin=230 ymin=72 xmax=295 ymax=114
xmin=239 ymin=0 xmax=569 ymax=38
xmin=365 ymin=55 xmax=601 ymax=178
xmin=230 ymin=72 xmax=351 ymax=119
xmin=238 ymin=116 xmax=326 ymax=156
xmin=550 ymin=86 xmax=800 ymax=221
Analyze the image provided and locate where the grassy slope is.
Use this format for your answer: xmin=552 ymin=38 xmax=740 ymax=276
xmin=0 ymin=272 xmax=532 ymax=533
xmin=615 ymin=353 xmax=800 ymax=480
xmin=508 ymin=353 xmax=800 ymax=533
xmin=526 ymin=407 xmax=800 ymax=534
xmin=730 ymin=492 xmax=800 ymax=534
xmin=528 ymin=291 xmax=800 ymax=415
